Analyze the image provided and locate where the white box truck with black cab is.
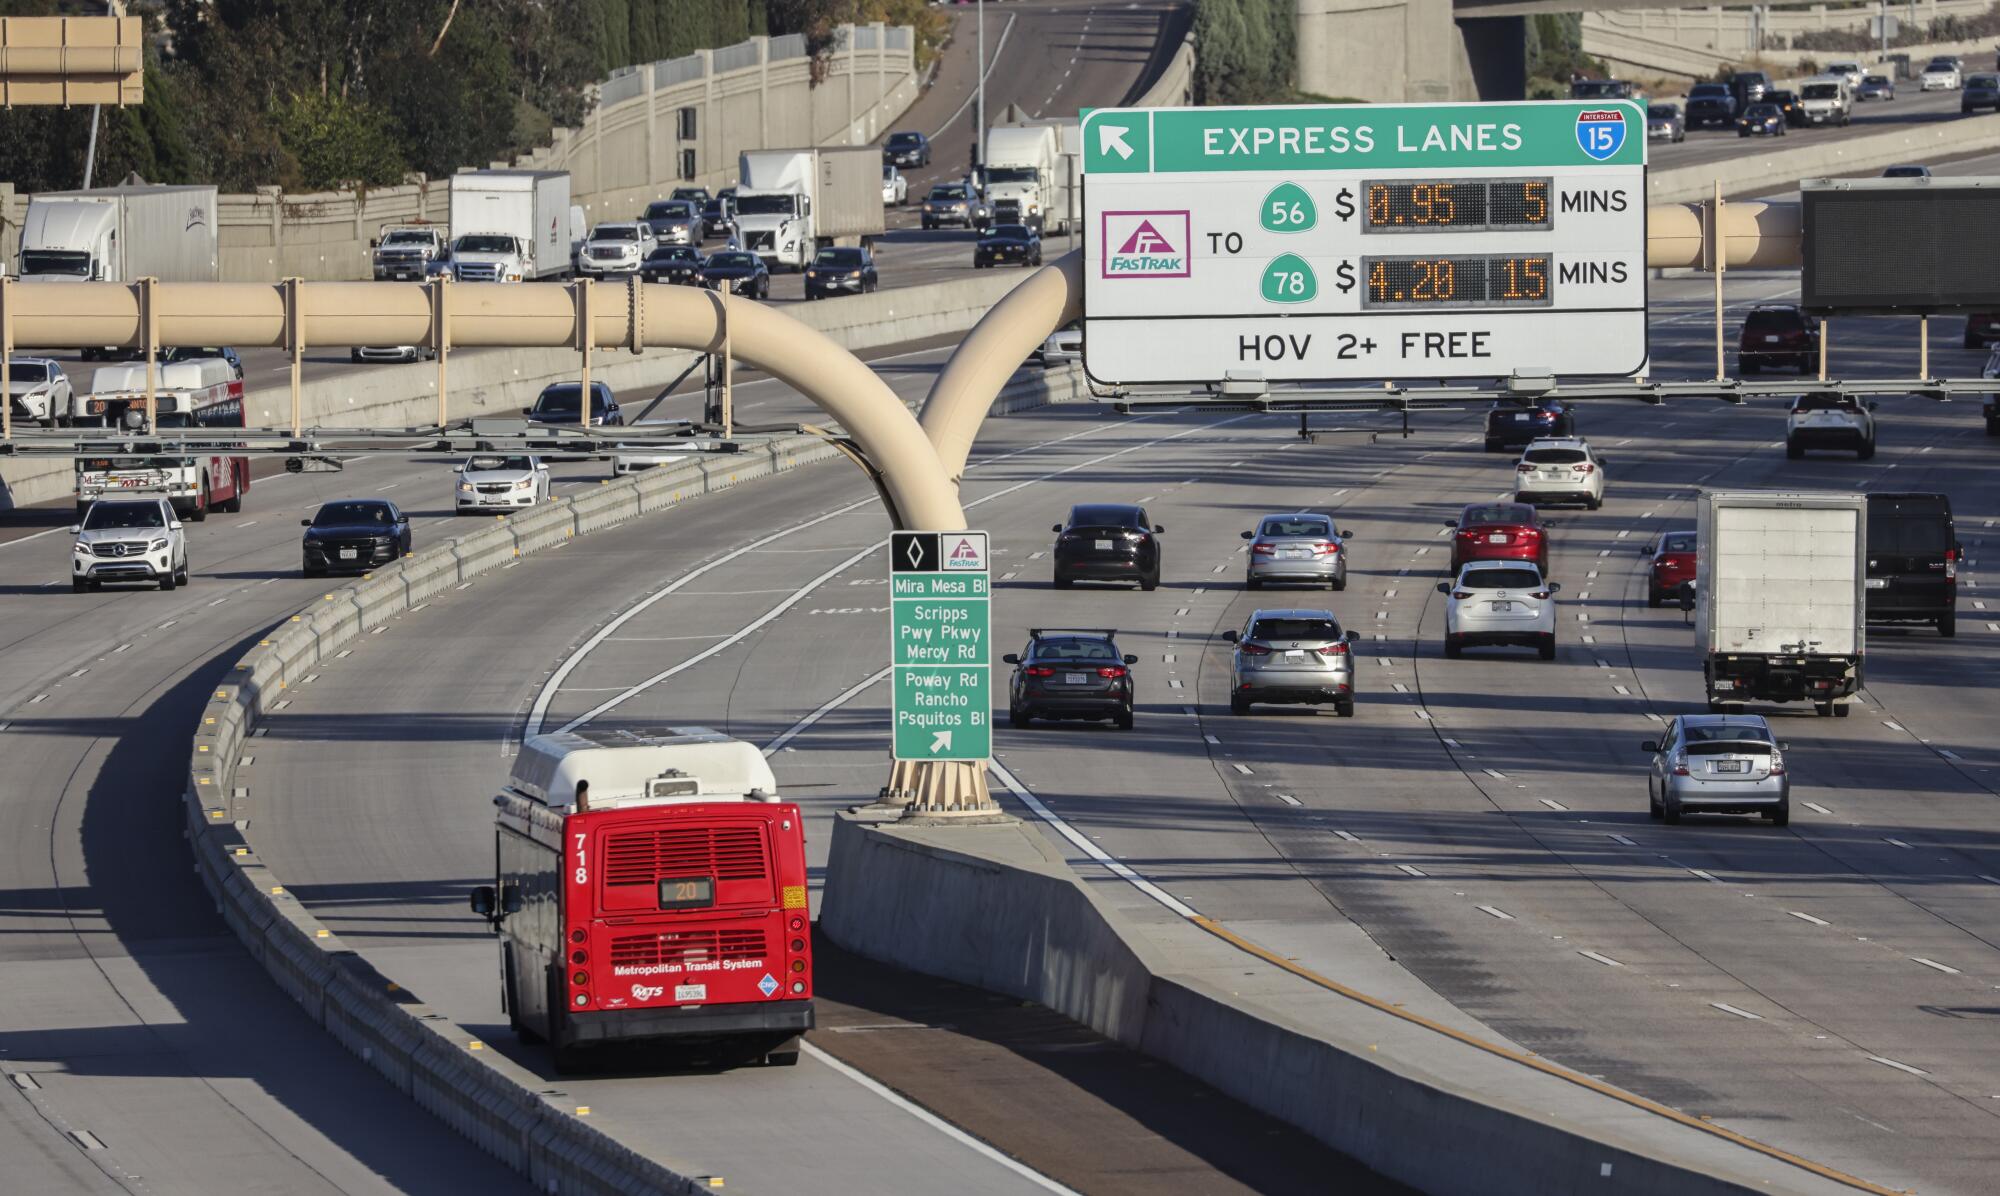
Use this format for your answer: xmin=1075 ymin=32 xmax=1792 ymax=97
xmin=1697 ymin=490 xmax=1866 ymax=717
xmin=734 ymin=148 xmax=883 ymax=272
xmin=446 ymin=170 xmax=574 ymax=281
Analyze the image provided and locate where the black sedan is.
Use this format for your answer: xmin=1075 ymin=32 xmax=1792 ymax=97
xmin=302 ymin=499 xmax=410 ymax=577
xmin=975 ymin=224 xmax=1044 ymax=269
xmin=804 ymin=246 xmax=879 ymax=299
xmin=698 ymin=251 xmax=770 ymax=299
xmin=1052 ymin=503 xmax=1162 ymax=590
xmin=1737 ymin=103 xmax=1786 ymax=137
xmin=639 ymin=245 xmax=704 ymax=285
xmin=1483 ymin=399 xmax=1575 ymax=452
xmin=1004 ymin=629 xmax=1137 ymax=729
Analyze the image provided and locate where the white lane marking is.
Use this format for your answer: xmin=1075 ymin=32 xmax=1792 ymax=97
xmin=1804 ymin=801 xmax=1833 ymax=815
xmin=1163 ymin=653 xmax=1176 ymax=663
xmin=1613 ymin=685 xmax=1631 ymax=696
xmin=335 ymin=649 xmax=352 ymax=659
xmin=1608 ymin=834 xmax=1635 ymax=846
xmin=1482 ymin=768 xmax=1508 ymax=780
xmin=1203 ymin=734 xmax=1220 ymax=745
xmin=1442 ymin=737 xmax=1460 ymax=747
xmin=1278 ymin=794 xmax=1303 ymax=807
xmin=1885 ymin=838 xmax=1913 ymax=849
xmin=158 ymin=620 xmax=176 ymax=629
xmin=1940 ymin=749 xmax=1962 ymax=761
xmin=67 ymin=668 xmax=87 ymax=678
xmin=1396 ymin=863 xmax=1428 ymax=877
xmin=1867 ymin=1056 xmax=1929 ymax=1077
xmin=28 ymin=693 xmax=48 ymax=705
xmin=1578 ymin=950 xmax=1624 ymax=967
xmin=1392 ymin=682 xmax=1410 ymax=693
xmin=1168 ymin=679 xmax=1184 ymax=689
xmin=1175 ymin=607 xmax=1189 ymax=616
xmin=1210 ymin=564 xmax=1226 ymax=574
xmin=1711 ymin=1003 xmax=1762 ymax=1020
xmin=1477 ymin=904 xmax=1514 ymax=920
xmin=990 ymin=758 xmax=1198 ymax=918
xmin=1539 ymin=798 xmax=1567 ymax=811
xmin=1911 ymin=957 xmax=1961 ymax=975
xmin=1232 ymin=764 xmax=1253 ymax=776
xmin=112 ymin=643 xmax=131 ymax=654
xmin=1884 ymin=720 xmax=1904 ymax=731
xmin=1789 ymin=911 xmax=1830 ymax=926
xmin=1333 ymin=830 xmax=1361 ymax=843
xmin=1689 ymin=868 xmax=1721 ymax=883
xmin=801 ymin=1043 xmax=1081 ymax=1196
xmin=763 ymin=668 xmax=889 ymax=755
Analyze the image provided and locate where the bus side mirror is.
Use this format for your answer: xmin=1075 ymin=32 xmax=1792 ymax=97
xmin=469 ymin=886 xmax=495 ymax=917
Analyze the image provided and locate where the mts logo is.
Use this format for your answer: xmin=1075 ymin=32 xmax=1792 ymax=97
xmin=631 ymin=983 xmax=665 ymax=1001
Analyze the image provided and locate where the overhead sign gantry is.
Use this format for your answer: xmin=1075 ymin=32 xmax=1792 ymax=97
xmin=1079 ymin=101 xmax=1648 ymax=385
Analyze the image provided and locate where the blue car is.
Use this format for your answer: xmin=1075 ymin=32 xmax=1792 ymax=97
xmin=1736 ymin=103 xmax=1787 ymax=137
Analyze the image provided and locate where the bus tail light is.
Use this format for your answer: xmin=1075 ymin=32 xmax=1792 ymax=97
xmin=571 ymin=970 xmax=589 ymax=986
xmin=791 ymin=938 xmax=806 ymax=953
xmin=569 ymin=928 xmax=587 ymax=944
xmin=790 ymin=959 xmax=806 ymax=973
xmin=789 ymin=915 xmax=805 ymax=932
xmin=570 ymin=949 xmax=588 ymax=965
xmin=791 ymin=981 xmax=805 ymax=994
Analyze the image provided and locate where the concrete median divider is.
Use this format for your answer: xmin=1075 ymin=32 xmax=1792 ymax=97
xmin=1649 ymin=119 xmax=2000 ymax=205
xmin=821 ymin=813 xmax=1873 ymax=1196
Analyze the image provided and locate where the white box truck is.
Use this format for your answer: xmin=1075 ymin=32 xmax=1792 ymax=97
xmin=446 ymin=170 xmax=573 ymax=281
xmin=734 ymin=147 xmax=883 ymax=272
xmin=1696 ymin=490 xmax=1866 ymax=716
xmin=18 ymin=184 xmax=219 ymax=285
xmin=983 ymin=121 xmax=1078 ymax=235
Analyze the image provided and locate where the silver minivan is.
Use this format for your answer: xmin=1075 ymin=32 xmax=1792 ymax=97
xmin=1224 ymin=608 xmax=1360 ymax=716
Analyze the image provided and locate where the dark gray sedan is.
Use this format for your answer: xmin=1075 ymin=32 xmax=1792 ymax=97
xmin=1646 ymin=103 xmax=1685 ymax=143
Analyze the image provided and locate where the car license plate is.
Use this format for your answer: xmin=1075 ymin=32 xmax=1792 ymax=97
xmin=1490 ymin=601 xmax=1514 ymax=612
xmin=1280 ymin=548 xmax=1309 ymax=559
xmin=1713 ymin=760 xmax=1747 ymax=773
xmin=1764 ymin=335 xmax=1781 ymax=344
xmin=1284 ymin=649 xmax=1305 ymax=658
xmin=1064 ymin=672 xmax=1089 ymax=684
xmin=1487 ymin=533 xmax=1507 ymax=543
xmin=1866 ymin=578 xmax=1888 ymax=589
xmin=339 ymin=548 xmax=358 ymax=560
xmin=1094 ymin=539 xmax=1113 ymax=551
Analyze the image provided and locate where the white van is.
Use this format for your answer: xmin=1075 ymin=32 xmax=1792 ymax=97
xmin=1798 ymin=76 xmax=1852 ymax=126
xmin=1826 ymin=61 xmax=1864 ymax=87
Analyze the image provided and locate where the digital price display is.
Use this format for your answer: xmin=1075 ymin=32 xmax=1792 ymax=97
xmin=1363 ymin=254 xmax=1553 ymax=310
xmin=1363 ymin=178 xmax=1552 ymax=233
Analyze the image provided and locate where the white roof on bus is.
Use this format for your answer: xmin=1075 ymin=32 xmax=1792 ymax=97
xmin=509 ymin=725 xmax=778 ymax=810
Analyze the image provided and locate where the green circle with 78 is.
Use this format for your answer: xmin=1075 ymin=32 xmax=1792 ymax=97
xmin=1261 ymin=254 xmax=1318 ymax=304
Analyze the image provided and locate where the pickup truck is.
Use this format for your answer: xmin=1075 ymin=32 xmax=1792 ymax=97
xmin=373 ymin=226 xmax=447 ymax=280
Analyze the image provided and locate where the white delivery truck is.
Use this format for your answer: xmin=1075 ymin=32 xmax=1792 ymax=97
xmin=20 ymin=185 xmax=221 ymax=358
xmin=446 ymin=170 xmax=574 ymax=281
xmin=734 ymin=147 xmax=883 ymax=272
xmin=983 ymin=122 xmax=1079 ymax=234
xmin=1696 ymin=490 xmax=1866 ymax=717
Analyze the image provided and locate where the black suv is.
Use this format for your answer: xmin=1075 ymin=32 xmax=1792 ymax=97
xmin=1052 ymin=504 xmax=1163 ymax=590
xmin=1738 ymin=304 xmax=1819 ymax=374
xmin=975 ymin=223 xmax=1043 ymax=269
xmin=884 ymin=130 xmax=931 ymax=168
xmin=1866 ymin=493 xmax=1959 ymax=636
xmin=1484 ymin=399 xmax=1574 ymax=452
xmin=1687 ymin=82 xmax=1737 ymax=128
xmin=1004 ymin=629 xmax=1137 ymax=728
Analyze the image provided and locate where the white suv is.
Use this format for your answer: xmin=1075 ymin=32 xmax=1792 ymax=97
xmin=577 ymin=222 xmax=656 ymax=277
xmin=72 ymin=497 xmax=188 ymax=592
xmin=1514 ymin=437 xmax=1606 ymax=509
xmin=1786 ymin=392 xmax=1876 ymax=459
xmin=1437 ymin=559 xmax=1560 ymax=660
xmin=455 ymin=455 xmax=550 ymax=513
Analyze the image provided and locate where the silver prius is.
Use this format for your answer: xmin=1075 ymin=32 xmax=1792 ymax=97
xmin=1642 ymin=714 xmax=1791 ymax=826
xmin=1242 ymin=512 xmax=1353 ymax=590
xmin=1224 ymin=608 xmax=1360 ymax=716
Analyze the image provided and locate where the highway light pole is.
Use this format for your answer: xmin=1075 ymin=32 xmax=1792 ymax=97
xmin=974 ymin=0 xmax=985 ymax=180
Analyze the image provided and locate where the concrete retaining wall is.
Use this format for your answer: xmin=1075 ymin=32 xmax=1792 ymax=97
xmin=1648 ymin=115 xmax=2000 ymax=203
xmin=820 ymin=814 xmax=1865 ymax=1196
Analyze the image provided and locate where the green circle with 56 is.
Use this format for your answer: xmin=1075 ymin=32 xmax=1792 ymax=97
xmin=1261 ymin=254 xmax=1318 ymax=304
xmin=1261 ymin=182 xmax=1318 ymax=233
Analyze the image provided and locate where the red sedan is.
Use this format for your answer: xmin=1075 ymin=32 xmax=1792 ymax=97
xmin=1448 ymin=502 xmax=1548 ymax=573
xmin=1646 ymin=529 xmax=1696 ymax=607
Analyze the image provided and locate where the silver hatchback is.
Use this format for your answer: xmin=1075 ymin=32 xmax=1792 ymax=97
xmin=1225 ymin=609 xmax=1360 ymax=716
xmin=1242 ymin=513 xmax=1353 ymax=590
xmin=1643 ymin=714 xmax=1791 ymax=825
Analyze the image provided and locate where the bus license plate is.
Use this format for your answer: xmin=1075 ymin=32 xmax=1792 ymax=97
xmin=1865 ymin=578 xmax=1887 ymax=589
xmin=674 ymin=984 xmax=707 ymax=1002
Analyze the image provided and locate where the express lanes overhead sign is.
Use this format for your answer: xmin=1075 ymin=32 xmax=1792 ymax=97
xmin=1080 ymin=101 xmax=1649 ymax=386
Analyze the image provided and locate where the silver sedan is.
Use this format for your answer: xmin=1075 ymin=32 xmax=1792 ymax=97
xmin=1242 ymin=513 xmax=1352 ymax=590
xmin=1643 ymin=714 xmax=1790 ymax=825
xmin=1224 ymin=608 xmax=1359 ymax=716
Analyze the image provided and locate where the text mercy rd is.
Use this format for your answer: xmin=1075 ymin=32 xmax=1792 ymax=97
xmin=1203 ymin=122 xmax=1527 ymax=158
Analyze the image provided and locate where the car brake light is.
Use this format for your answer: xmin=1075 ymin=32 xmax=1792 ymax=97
xmin=1516 ymin=463 xmax=1534 ymax=473
xmin=1251 ymin=543 xmax=1275 ymax=555
xmin=1023 ymin=665 xmax=1056 ymax=677
xmin=1532 ymin=590 xmax=1551 ymax=600
xmin=1314 ymin=541 xmax=1339 ymax=555
xmin=1946 ymin=548 xmax=1959 ymax=581
xmin=1768 ymin=750 xmax=1786 ymax=776
xmin=1451 ymin=589 xmax=1473 ymax=599
xmin=1239 ymin=642 xmax=1272 ymax=655
xmin=1671 ymin=754 xmax=1690 ymax=776
xmin=1574 ymin=463 xmax=1594 ymax=473
xmin=1315 ymin=642 xmax=1349 ymax=656
xmin=1096 ymin=665 xmax=1129 ymax=679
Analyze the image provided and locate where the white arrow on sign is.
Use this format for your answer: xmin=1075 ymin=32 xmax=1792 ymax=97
xmin=929 ymin=730 xmax=953 ymax=754
xmin=1098 ymin=124 xmax=1133 ymax=161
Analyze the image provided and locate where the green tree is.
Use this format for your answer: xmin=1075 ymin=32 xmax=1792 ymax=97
xmin=275 ymin=91 xmax=407 ymax=190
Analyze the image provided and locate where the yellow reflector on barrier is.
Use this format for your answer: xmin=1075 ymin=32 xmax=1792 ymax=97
xmin=468 ymin=1040 xmax=483 ymax=1051
xmin=269 ymin=886 xmax=284 ymax=895
xmin=316 ymin=929 xmax=330 ymax=939
xmin=575 ymin=1106 xmax=590 ymax=1116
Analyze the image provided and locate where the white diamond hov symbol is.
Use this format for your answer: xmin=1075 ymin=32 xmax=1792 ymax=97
xmin=904 ymin=538 xmax=925 ymax=569
xmin=758 ymin=973 xmax=779 ymax=997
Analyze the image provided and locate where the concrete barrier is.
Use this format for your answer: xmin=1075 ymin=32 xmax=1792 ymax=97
xmin=1649 ymin=118 xmax=2000 ymax=204
xmin=820 ymin=813 xmax=1872 ymax=1196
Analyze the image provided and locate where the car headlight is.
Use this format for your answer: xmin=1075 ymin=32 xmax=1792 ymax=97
xmin=73 ymin=541 xmax=90 ymax=555
xmin=457 ymin=482 xmax=474 ymax=492
xmin=149 ymin=537 xmax=169 ymax=552
xmin=512 ymin=478 xmax=534 ymax=490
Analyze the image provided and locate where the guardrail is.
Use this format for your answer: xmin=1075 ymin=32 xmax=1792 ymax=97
xmin=179 ymin=361 xmax=1086 ymax=1190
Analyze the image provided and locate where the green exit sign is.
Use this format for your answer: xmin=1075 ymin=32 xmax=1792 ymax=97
xmin=889 ymin=532 xmax=992 ymax=762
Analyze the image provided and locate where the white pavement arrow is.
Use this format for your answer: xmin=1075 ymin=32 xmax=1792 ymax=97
xmin=1098 ymin=124 xmax=1134 ymax=161
xmin=929 ymin=729 xmax=954 ymax=754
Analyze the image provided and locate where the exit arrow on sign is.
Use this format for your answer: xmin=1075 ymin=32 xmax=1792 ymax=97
xmin=1098 ymin=124 xmax=1134 ymax=161
xmin=929 ymin=730 xmax=953 ymax=754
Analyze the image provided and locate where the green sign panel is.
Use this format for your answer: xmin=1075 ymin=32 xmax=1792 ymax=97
xmin=889 ymin=532 xmax=991 ymax=762
xmin=1083 ymin=101 xmax=1646 ymax=174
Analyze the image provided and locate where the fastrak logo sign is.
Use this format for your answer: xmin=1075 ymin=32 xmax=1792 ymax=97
xmin=1100 ymin=210 xmax=1190 ymax=279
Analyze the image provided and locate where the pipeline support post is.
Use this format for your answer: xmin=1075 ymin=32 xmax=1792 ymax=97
xmin=1920 ymin=315 xmax=1929 ymax=380
xmin=574 ymin=276 xmax=594 ymax=428
xmin=282 ymin=277 xmax=304 ymax=438
xmin=1820 ymin=319 xmax=1830 ymax=381
xmin=430 ymin=274 xmax=451 ymax=428
xmin=139 ymin=276 xmax=158 ymax=430
xmin=1709 ymin=181 xmax=1725 ymax=382
xmin=722 ymin=292 xmax=734 ymax=440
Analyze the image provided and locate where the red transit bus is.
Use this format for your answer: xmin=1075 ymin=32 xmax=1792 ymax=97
xmin=73 ymin=357 xmax=250 ymax=520
xmin=473 ymin=726 xmax=814 ymax=1070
